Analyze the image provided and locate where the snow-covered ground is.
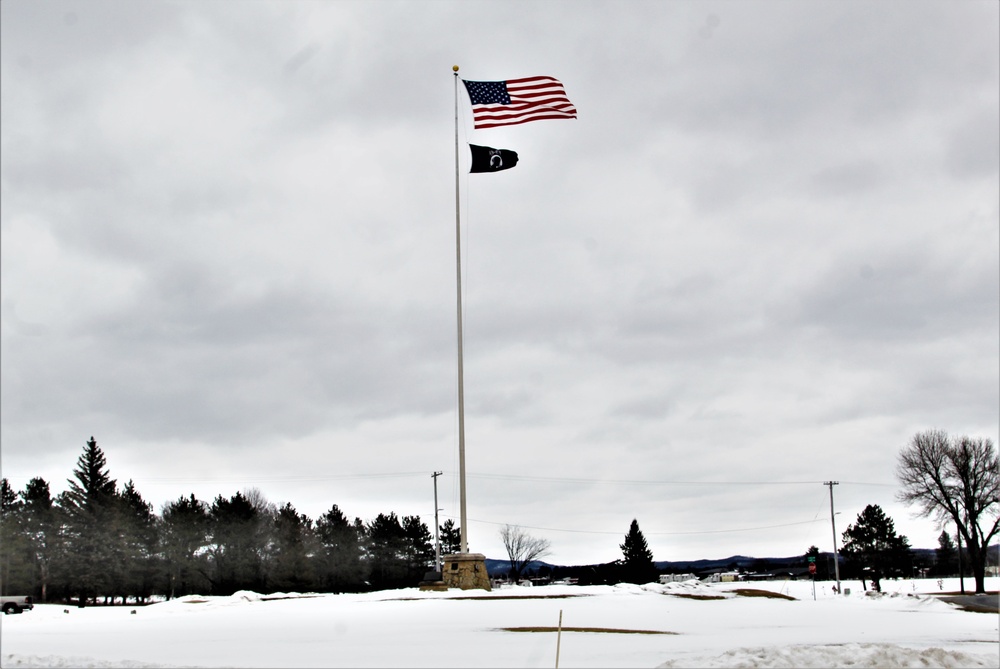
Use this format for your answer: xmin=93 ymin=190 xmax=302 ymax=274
xmin=1 ymin=578 xmax=997 ymax=668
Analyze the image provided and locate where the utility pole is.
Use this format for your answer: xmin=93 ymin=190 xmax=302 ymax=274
xmin=432 ymin=471 xmax=443 ymax=573
xmin=824 ymin=481 xmax=842 ymax=594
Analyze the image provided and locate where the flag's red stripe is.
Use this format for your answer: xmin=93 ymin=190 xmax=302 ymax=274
xmin=474 ymin=106 xmax=577 ymax=118
xmin=507 ymin=83 xmax=566 ymax=94
xmin=473 ymin=104 xmax=577 ymax=119
xmin=475 ymin=100 xmax=576 ymax=112
xmin=505 ymin=76 xmax=562 ymax=87
xmin=472 ymin=109 xmax=577 ymax=128
xmin=473 ymin=112 xmax=577 ymax=125
xmin=473 ymin=113 xmax=576 ymax=129
xmin=509 ymin=88 xmax=569 ymax=98
xmin=510 ymin=94 xmax=572 ymax=105
xmin=473 ymin=115 xmax=577 ymax=127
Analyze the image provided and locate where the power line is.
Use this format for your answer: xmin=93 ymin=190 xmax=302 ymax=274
xmin=103 ymin=470 xmax=896 ymax=488
xmin=466 ymin=473 xmax=895 ymax=487
xmin=136 ymin=472 xmax=429 ymax=483
xmin=449 ymin=514 xmax=829 ymax=537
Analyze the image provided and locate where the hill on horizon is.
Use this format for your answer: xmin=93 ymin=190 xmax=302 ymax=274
xmin=483 ymin=546 xmax=983 ymax=580
xmin=484 ymin=552 xmax=822 ymax=579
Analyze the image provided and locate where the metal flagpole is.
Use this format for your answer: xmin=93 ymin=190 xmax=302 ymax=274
xmin=453 ymin=65 xmax=468 ymax=554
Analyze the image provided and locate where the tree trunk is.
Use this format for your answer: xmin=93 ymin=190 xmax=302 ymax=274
xmin=40 ymin=563 xmax=48 ymax=602
xmin=967 ymin=544 xmax=986 ymax=594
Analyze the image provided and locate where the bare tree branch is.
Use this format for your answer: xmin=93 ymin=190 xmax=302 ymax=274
xmin=499 ymin=524 xmax=551 ymax=583
xmin=896 ymin=430 xmax=999 ymax=593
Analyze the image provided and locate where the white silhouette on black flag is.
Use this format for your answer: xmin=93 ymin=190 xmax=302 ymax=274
xmin=469 ymin=144 xmax=518 ymax=173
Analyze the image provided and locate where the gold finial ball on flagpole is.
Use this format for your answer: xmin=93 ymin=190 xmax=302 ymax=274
xmin=453 ymin=65 xmax=459 ymax=72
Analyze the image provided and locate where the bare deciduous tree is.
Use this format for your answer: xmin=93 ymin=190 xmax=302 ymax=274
xmin=896 ymin=429 xmax=999 ymax=594
xmin=242 ymin=487 xmax=277 ymax=515
xmin=499 ymin=524 xmax=551 ymax=583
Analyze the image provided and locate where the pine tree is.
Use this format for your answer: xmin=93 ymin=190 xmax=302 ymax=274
xmin=401 ymin=516 xmax=434 ymax=581
xmin=1 ymin=478 xmax=33 ymax=595
xmin=1 ymin=478 xmax=20 ymax=511
xmin=365 ymin=512 xmax=408 ymax=590
xmin=20 ymin=478 xmax=57 ymax=601
xmin=63 ymin=437 xmax=118 ymax=510
xmin=115 ymin=480 xmax=159 ymax=603
xmin=270 ymin=503 xmax=315 ymax=593
xmin=841 ymin=504 xmax=912 ymax=592
xmin=58 ymin=437 xmax=119 ymax=604
xmin=439 ymin=519 xmax=461 ymax=555
xmin=619 ymin=519 xmax=656 ymax=584
xmin=209 ymin=491 xmax=266 ymax=595
xmin=161 ymin=494 xmax=211 ymax=599
xmin=934 ymin=530 xmax=957 ymax=576
xmin=315 ymin=504 xmax=366 ymax=592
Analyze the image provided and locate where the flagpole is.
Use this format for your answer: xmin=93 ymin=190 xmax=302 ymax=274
xmin=453 ymin=65 xmax=469 ymax=554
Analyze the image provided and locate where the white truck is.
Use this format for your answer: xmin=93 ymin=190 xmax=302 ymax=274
xmin=1 ymin=595 xmax=34 ymax=614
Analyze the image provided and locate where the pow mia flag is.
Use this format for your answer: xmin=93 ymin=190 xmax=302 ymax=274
xmin=469 ymin=144 xmax=518 ymax=173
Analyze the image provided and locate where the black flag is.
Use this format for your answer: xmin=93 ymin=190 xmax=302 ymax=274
xmin=469 ymin=144 xmax=518 ymax=173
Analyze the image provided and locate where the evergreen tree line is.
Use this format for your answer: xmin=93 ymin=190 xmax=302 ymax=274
xmin=0 ymin=438 xmax=462 ymax=604
xmin=805 ymin=504 xmax=986 ymax=589
xmin=5 ymin=435 xmax=993 ymax=602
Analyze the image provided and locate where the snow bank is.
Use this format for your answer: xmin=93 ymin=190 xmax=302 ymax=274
xmin=657 ymin=643 xmax=998 ymax=668
xmin=3 ymin=578 xmax=996 ymax=668
xmin=0 ymin=656 xmax=177 ymax=668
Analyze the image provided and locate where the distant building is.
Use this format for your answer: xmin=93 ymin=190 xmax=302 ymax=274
xmin=740 ymin=567 xmax=812 ymax=581
xmin=659 ymin=573 xmax=698 ymax=584
xmin=702 ymin=571 xmax=740 ymax=583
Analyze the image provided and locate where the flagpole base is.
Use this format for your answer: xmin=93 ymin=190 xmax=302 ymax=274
xmin=441 ymin=553 xmax=492 ymax=591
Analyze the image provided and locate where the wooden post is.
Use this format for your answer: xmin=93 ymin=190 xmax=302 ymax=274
xmin=555 ymin=609 xmax=563 ymax=668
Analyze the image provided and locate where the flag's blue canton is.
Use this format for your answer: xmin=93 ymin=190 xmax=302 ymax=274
xmin=465 ymin=81 xmax=510 ymax=105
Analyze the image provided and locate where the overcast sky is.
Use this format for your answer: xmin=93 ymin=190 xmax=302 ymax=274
xmin=2 ymin=0 xmax=997 ymax=566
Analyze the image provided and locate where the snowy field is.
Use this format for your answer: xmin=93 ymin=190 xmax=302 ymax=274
xmin=1 ymin=578 xmax=997 ymax=668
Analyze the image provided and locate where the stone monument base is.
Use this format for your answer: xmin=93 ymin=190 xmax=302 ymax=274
xmin=441 ymin=553 xmax=492 ymax=591
xmin=418 ymin=570 xmax=448 ymax=592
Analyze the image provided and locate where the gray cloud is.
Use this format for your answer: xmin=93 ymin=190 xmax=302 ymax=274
xmin=2 ymin=0 xmax=996 ymax=565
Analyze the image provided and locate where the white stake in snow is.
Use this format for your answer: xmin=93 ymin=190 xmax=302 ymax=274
xmin=555 ymin=609 xmax=563 ymax=668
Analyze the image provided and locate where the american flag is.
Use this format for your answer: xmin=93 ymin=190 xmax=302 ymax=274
xmin=462 ymin=76 xmax=577 ymax=129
